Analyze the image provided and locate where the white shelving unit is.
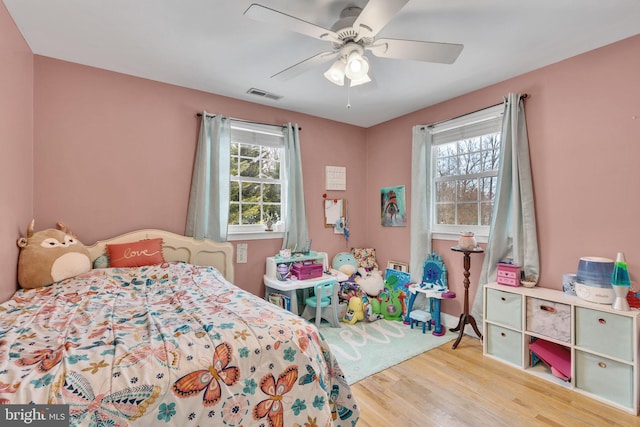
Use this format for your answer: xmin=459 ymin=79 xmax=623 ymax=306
xmin=483 ymin=283 xmax=640 ymax=414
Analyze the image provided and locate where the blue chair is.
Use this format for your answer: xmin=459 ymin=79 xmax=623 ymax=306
xmin=301 ymin=279 xmax=341 ymax=328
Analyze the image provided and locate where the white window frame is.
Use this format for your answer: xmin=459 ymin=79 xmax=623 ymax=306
xmin=227 ymin=120 xmax=286 ymax=241
xmin=429 ymin=105 xmax=504 ymax=242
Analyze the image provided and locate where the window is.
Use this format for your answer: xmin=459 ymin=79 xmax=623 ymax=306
xmin=430 ymin=105 xmax=504 ymax=238
xmin=227 ymin=121 xmax=285 ymax=238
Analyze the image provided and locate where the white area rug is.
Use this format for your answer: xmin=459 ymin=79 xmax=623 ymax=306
xmin=319 ymin=319 xmax=454 ymax=384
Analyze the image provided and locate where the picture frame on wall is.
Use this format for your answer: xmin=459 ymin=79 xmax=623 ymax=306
xmin=381 ymin=185 xmax=406 ymax=227
xmin=387 ymin=261 xmax=409 ymax=273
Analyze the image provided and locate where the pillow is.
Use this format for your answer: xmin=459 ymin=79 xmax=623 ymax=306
xmin=93 ymin=255 xmax=109 ymax=269
xmin=351 ymin=247 xmax=378 ymax=271
xmin=107 ymin=238 xmax=165 ymax=267
xmin=17 ymin=220 xmax=91 ymax=289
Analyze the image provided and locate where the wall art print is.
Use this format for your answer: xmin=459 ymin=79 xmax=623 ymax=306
xmin=381 ymin=185 xmax=406 ymax=227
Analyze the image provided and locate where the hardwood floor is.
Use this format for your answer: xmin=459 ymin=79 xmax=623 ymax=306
xmin=350 ymin=337 xmax=640 ymax=427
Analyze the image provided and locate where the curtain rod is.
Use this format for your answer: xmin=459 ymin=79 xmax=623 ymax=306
xmin=421 ymin=93 xmax=528 ymax=130
xmin=196 ymin=112 xmax=301 ymax=131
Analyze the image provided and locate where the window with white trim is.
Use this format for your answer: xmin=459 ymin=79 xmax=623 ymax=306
xmin=227 ymin=121 xmax=285 ymax=238
xmin=430 ymin=105 xmax=503 ymax=238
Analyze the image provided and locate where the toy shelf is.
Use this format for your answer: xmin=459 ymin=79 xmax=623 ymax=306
xmin=483 ymin=283 xmax=640 ymax=414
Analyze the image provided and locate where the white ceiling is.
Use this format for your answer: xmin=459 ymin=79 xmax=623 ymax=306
xmin=5 ymin=0 xmax=640 ymax=128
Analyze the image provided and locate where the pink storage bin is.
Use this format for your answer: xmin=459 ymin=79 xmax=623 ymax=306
xmin=497 ymin=263 xmax=521 ymax=286
xmin=529 ymin=339 xmax=571 ymax=381
xmin=291 ymin=261 xmax=323 ymax=280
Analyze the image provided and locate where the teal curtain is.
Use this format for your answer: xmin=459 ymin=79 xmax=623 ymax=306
xmin=471 ymin=93 xmax=540 ymax=328
xmin=282 ymin=123 xmax=310 ymax=250
xmin=409 ymin=125 xmax=433 ymax=282
xmin=185 ymin=113 xmax=231 ymax=242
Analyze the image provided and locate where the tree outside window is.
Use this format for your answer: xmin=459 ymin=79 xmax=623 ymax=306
xmin=434 ymin=133 xmax=500 ymax=227
xmin=229 ymin=142 xmax=282 ymax=227
xmin=429 ymin=104 xmax=503 ymax=238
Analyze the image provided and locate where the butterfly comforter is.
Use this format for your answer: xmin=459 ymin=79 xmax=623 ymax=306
xmin=0 ymin=262 xmax=359 ymax=426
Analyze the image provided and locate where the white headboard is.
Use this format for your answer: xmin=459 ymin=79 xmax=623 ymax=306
xmin=86 ymin=229 xmax=234 ymax=282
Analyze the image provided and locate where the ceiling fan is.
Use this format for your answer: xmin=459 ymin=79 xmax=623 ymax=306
xmin=243 ymin=0 xmax=463 ymax=87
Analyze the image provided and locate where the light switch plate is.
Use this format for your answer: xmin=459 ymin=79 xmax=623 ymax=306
xmin=237 ymin=243 xmax=248 ymax=263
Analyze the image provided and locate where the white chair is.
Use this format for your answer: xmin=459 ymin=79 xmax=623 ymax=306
xmin=409 ymin=309 xmax=432 ymax=333
xmin=301 ymin=279 xmax=341 ymax=328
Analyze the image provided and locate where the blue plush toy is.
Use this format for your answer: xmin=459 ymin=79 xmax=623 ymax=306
xmin=332 ymin=252 xmax=358 ymax=276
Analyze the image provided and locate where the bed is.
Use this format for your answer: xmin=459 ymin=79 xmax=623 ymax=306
xmin=0 ymin=229 xmax=359 ymax=426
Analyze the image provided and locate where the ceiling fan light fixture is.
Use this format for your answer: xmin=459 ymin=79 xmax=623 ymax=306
xmin=345 ymin=51 xmax=369 ymax=80
xmin=323 ymin=60 xmax=346 ymax=86
xmin=349 ymin=73 xmax=371 ymax=87
xmin=246 ymin=2 xmax=465 ymax=96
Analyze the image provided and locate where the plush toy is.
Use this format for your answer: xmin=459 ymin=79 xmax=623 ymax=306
xmin=363 ymin=296 xmax=384 ymax=322
xmin=342 ymin=296 xmax=364 ymax=325
xmin=17 ymin=220 xmax=91 ymax=289
xmin=355 ymin=267 xmax=384 ymax=297
xmin=338 ymin=281 xmax=363 ymax=302
xmin=332 ymin=252 xmax=358 ymax=276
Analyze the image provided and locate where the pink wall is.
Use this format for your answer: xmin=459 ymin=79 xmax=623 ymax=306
xmin=366 ymin=34 xmax=640 ymax=316
xmin=0 ymin=3 xmax=33 ymax=302
xmin=5 ymin=2 xmax=640 ymax=315
xmin=33 ymin=56 xmax=368 ymax=297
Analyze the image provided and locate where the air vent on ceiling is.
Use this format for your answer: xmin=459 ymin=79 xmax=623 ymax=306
xmin=247 ymin=88 xmax=282 ymax=100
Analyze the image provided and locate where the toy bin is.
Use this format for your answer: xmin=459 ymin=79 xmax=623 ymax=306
xmin=497 ymin=262 xmax=521 ymax=287
xmin=291 ymin=261 xmax=323 ymax=280
xmin=527 ymin=297 xmax=571 ymax=343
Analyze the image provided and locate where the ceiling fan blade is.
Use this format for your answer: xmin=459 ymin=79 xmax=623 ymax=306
xmin=369 ymin=39 xmax=464 ymax=64
xmin=271 ymin=51 xmax=337 ymax=81
xmin=353 ymin=0 xmax=410 ymax=39
xmin=244 ymin=4 xmax=340 ymax=43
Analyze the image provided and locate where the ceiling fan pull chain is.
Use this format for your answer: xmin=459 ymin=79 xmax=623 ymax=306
xmin=346 ymin=84 xmax=351 ymax=109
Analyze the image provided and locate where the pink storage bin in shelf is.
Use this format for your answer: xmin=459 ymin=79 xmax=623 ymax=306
xmin=529 ymin=339 xmax=571 ymax=381
xmin=497 ymin=262 xmax=521 ymax=287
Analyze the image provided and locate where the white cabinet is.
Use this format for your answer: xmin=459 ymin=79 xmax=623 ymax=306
xmin=483 ymin=283 xmax=640 ymax=414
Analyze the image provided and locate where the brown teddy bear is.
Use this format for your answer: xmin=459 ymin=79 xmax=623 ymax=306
xmin=17 ymin=220 xmax=91 ymax=289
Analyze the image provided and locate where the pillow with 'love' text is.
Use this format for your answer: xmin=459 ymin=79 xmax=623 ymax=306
xmin=107 ymin=238 xmax=165 ymax=268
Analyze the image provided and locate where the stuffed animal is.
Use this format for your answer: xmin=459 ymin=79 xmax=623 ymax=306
xmin=17 ymin=220 xmax=91 ymax=289
xmin=363 ymin=296 xmax=384 ymax=322
xmin=338 ymin=281 xmax=363 ymax=302
xmin=355 ymin=267 xmax=384 ymax=297
xmin=342 ymin=296 xmax=364 ymax=325
xmin=332 ymin=252 xmax=358 ymax=276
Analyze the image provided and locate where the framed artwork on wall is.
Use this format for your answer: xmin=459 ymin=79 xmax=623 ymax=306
xmin=381 ymin=185 xmax=406 ymax=227
xmin=325 ymin=166 xmax=346 ymax=191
